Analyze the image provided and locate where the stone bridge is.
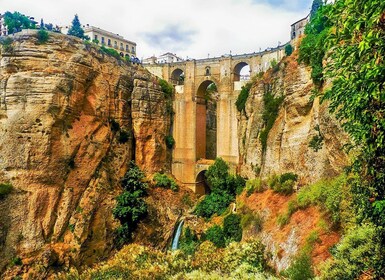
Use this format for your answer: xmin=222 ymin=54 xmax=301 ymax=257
xmin=145 ymin=47 xmax=285 ymax=194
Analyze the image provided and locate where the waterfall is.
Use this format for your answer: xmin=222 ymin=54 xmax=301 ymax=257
xmin=171 ymin=220 xmax=184 ymax=250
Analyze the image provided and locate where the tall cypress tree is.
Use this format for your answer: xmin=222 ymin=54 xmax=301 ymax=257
xmin=67 ymin=14 xmax=85 ymax=39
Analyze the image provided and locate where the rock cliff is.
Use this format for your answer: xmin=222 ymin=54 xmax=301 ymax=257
xmin=0 ymin=31 xmax=170 ymax=275
xmin=238 ymin=51 xmax=348 ymax=184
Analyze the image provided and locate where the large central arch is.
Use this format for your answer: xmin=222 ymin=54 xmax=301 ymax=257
xmin=234 ymin=62 xmax=250 ymax=81
xmin=196 ymin=80 xmax=218 ymax=160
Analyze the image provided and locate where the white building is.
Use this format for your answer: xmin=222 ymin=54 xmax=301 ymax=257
xmin=61 ymin=24 xmax=136 ymax=58
xmin=0 ymin=14 xmax=8 ymax=36
xmin=291 ymin=15 xmax=310 ymax=40
xmin=143 ymin=52 xmax=183 ymax=65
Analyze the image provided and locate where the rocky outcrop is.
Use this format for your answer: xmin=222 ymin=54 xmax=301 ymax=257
xmin=238 ymin=52 xmax=348 ymax=184
xmin=0 ymin=30 xmax=170 ymax=276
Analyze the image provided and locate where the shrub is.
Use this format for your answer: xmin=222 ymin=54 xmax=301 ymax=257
xmin=277 ymin=213 xmax=289 ymax=228
xmin=321 ymin=223 xmax=384 ymax=279
xmin=101 ymin=46 xmax=121 ymax=60
xmin=0 ymin=37 xmax=13 ymax=52
xmin=245 ymin=178 xmax=264 ymax=196
xmin=153 ymin=173 xmax=178 ymax=192
xmin=0 ymin=183 xmax=13 ymax=199
xmin=113 ymin=162 xmax=148 ymax=246
xmin=10 ymin=257 xmax=22 ymax=267
xmin=260 ymin=91 xmax=284 ymax=152
xmin=36 ymin=29 xmax=49 ymax=44
xmin=109 ymin=118 xmax=120 ymax=132
xmin=205 ymin=225 xmax=225 ymax=248
xmin=285 ymin=44 xmax=294 ymax=56
xmin=205 ymin=158 xmax=230 ymax=192
xmin=269 ymin=173 xmax=297 ymax=195
xmin=241 ymin=213 xmax=263 ymax=232
xmin=165 ymin=135 xmax=175 ymax=149
xmin=194 ymin=191 xmax=234 ymax=218
xmin=232 ymin=175 xmax=246 ymax=195
xmin=223 ymin=214 xmax=242 ymax=243
xmin=235 ymin=82 xmax=252 ymax=112
xmin=118 ymin=130 xmax=130 ymax=144
xmin=179 ymin=227 xmax=199 ymax=255
xmin=158 ymin=79 xmax=173 ymax=98
xmin=270 ymin=59 xmax=279 ymax=73
xmin=284 ymin=253 xmax=314 ymax=280
xmin=280 ymin=172 xmax=298 ymax=183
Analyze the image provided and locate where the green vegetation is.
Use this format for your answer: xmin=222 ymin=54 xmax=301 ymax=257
xmin=297 ymin=176 xmax=345 ymax=226
xmin=113 ymin=162 xmax=148 ymax=246
xmin=36 ymin=29 xmax=49 ymax=44
xmin=235 ymin=82 xmax=252 ymax=112
xmin=223 ymin=214 xmax=242 ymax=243
xmin=268 ymin=173 xmax=298 ymax=195
xmin=152 ymin=173 xmax=178 ymax=192
xmin=63 ymin=240 xmax=274 ymax=279
xmin=195 ymin=158 xmax=245 ymax=218
xmin=67 ymin=14 xmax=85 ymax=39
xmin=0 ymin=183 xmax=13 ymax=199
xmin=270 ymin=59 xmax=279 ymax=73
xmin=284 ymin=253 xmax=314 ymax=280
xmin=158 ymin=79 xmax=173 ymax=99
xmin=0 ymin=37 xmax=14 ymax=52
xmin=245 ymin=178 xmax=264 ymax=196
xmin=309 ymin=125 xmax=324 ymax=152
xmin=259 ymin=90 xmax=284 ymax=152
xmin=179 ymin=227 xmax=199 ymax=255
xmin=285 ymin=44 xmax=294 ymax=56
xmin=298 ymin=2 xmax=332 ymax=87
xmin=165 ymin=135 xmax=175 ymax=149
xmin=10 ymin=257 xmax=22 ymax=267
xmin=101 ymin=46 xmax=121 ymax=60
xmin=3 ymin=11 xmax=35 ymax=33
xmin=205 ymin=225 xmax=226 ymax=248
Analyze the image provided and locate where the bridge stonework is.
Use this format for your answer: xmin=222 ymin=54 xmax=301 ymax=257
xmin=145 ymin=48 xmax=285 ymax=193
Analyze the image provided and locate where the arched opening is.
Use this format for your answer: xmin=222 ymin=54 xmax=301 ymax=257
xmin=171 ymin=68 xmax=185 ymax=85
xmin=234 ymin=62 xmax=250 ymax=81
xmin=196 ymin=170 xmax=210 ymax=195
xmin=196 ymin=80 xmax=217 ymax=160
xmin=205 ymin=66 xmax=211 ymax=76
xmin=120 ymin=52 xmax=124 ymax=57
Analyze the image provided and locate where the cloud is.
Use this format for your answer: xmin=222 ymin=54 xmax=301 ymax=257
xmin=141 ymin=25 xmax=197 ymax=52
xmin=1 ymin=0 xmax=312 ymax=59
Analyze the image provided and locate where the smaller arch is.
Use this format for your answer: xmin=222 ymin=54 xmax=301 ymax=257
xmin=196 ymin=170 xmax=210 ymax=195
xmin=120 ymin=52 xmax=124 ymax=57
xmin=171 ymin=68 xmax=185 ymax=85
xmin=205 ymin=66 xmax=211 ymax=76
xmin=233 ymin=62 xmax=250 ymax=81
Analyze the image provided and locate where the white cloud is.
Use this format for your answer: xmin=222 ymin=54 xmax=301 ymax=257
xmin=1 ymin=0 xmax=311 ymax=59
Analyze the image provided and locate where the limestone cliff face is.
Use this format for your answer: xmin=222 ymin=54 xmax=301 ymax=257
xmin=238 ymin=53 xmax=348 ymax=184
xmin=0 ymin=31 xmax=170 ymax=274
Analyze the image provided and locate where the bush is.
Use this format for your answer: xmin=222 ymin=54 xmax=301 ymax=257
xmin=241 ymin=213 xmax=263 ymax=232
xmin=194 ymin=191 xmax=234 ymax=218
xmin=101 ymin=46 xmax=121 ymax=60
xmin=113 ymin=162 xmax=148 ymax=246
xmin=179 ymin=227 xmax=199 ymax=255
xmin=153 ymin=173 xmax=178 ymax=192
xmin=285 ymin=44 xmax=294 ymax=56
xmin=277 ymin=213 xmax=289 ymax=228
xmin=260 ymin=91 xmax=284 ymax=152
xmin=0 ymin=37 xmax=13 ymax=52
xmin=165 ymin=135 xmax=175 ymax=149
xmin=109 ymin=118 xmax=120 ymax=132
xmin=118 ymin=130 xmax=130 ymax=144
xmin=245 ymin=178 xmax=264 ymax=196
xmin=235 ymin=82 xmax=252 ymax=112
xmin=10 ymin=257 xmax=22 ymax=267
xmin=205 ymin=158 xmax=230 ymax=192
xmin=223 ymin=214 xmax=242 ymax=243
xmin=269 ymin=173 xmax=298 ymax=195
xmin=205 ymin=225 xmax=226 ymax=248
xmin=0 ymin=183 xmax=13 ymax=199
xmin=36 ymin=29 xmax=49 ymax=44
xmin=284 ymin=253 xmax=314 ymax=280
xmin=321 ymin=223 xmax=384 ymax=279
xmin=158 ymin=79 xmax=173 ymax=98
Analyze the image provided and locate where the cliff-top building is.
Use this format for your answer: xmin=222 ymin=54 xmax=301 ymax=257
xmin=61 ymin=24 xmax=136 ymax=58
xmin=0 ymin=14 xmax=8 ymax=36
xmin=143 ymin=52 xmax=183 ymax=65
xmin=291 ymin=15 xmax=310 ymax=40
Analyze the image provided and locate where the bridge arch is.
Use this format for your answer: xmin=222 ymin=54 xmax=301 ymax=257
xmin=195 ymin=169 xmax=210 ymax=195
xmin=233 ymin=61 xmax=250 ymax=81
xmin=196 ymin=80 xmax=218 ymax=161
xmin=171 ymin=68 xmax=185 ymax=85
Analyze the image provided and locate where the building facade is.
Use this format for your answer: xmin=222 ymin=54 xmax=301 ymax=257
xmin=143 ymin=53 xmax=183 ymax=65
xmin=291 ymin=15 xmax=309 ymax=40
xmin=0 ymin=14 xmax=8 ymax=36
xmin=61 ymin=24 xmax=136 ymax=57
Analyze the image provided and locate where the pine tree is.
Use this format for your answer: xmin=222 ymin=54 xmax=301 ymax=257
xmin=310 ymin=0 xmax=323 ymax=19
xmin=67 ymin=14 xmax=85 ymax=39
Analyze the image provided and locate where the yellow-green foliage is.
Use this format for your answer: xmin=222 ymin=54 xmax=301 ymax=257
xmin=0 ymin=183 xmax=13 ymax=199
xmin=245 ymin=178 xmax=264 ymax=196
xmin=59 ymin=240 xmax=276 ymax=280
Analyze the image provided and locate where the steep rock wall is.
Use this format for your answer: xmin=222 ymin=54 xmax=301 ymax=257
xmin=238 ymin=53 xmax=348 ymax=184
xmin=0 ymin=31 xmax=170 ymax=274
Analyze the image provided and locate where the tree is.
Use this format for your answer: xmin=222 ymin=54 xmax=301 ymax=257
xmin=310 ymin=0 xmax=323 ymax=19
xmin=285 ymin=44 xmax=293 ymax=56
xmin=67 ymin=14 xmax=85 ymax=39
xmin=4 ymin=11 xmax=34 ymax=33
xmin=40 ymin=18 xmax=44 ymax=30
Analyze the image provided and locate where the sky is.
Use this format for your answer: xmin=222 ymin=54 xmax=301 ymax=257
xmin=0 ymin=0 xmax=312 ymax=60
